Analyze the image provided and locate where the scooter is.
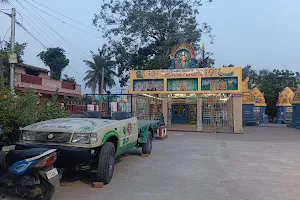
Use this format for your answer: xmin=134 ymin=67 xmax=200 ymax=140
xmin=0 ymin=124 xmax=60 ymax=199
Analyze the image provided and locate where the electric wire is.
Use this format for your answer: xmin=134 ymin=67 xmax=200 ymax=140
xmin=8 ymin=1 xmax=49 ymax=48
xmin=2 ymin=6 xmax=123 ymax=91
xmin=9 ymin=4 xmax=87 ymax=80
xmin=15 ymin=19 xmax=47 ymax=48
xmin=9 ymin=1 xmax=116 ymax=82
xmin=30 ymin=0 xmax=100 ymax=32
xmin=1 ymin=26 xmax=11 ymax=43
xmin=23 ymin=0 xmax=91 ymax=58
xmin=25 ymin=1 xmax=102 ymax=39
xmin=16 ymin=0 xmax=87 ymax=61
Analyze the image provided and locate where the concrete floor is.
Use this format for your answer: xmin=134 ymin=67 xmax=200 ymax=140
xmin=4 ymin=125 xmax=300 ymax=200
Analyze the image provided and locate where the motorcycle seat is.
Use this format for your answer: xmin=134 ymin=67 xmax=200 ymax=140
xmin=5 ymin=148 xmax=50 ymax=165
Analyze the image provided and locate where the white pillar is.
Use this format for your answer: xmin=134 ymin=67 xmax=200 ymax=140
xmin=197 ymin=97 xmax=203 ymax=131
xmin=163 ymin=98 xmax=168 ymax=125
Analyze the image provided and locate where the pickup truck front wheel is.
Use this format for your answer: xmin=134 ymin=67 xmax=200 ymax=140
xmin=142 ymin=131 xmax=153 ymax=155
xmin=96 ymin=142 xmax=116 ymax=184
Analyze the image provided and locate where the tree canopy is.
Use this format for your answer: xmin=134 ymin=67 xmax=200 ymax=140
xmin=93 ymin=0 xmax=214 ymax=86
xmin=37 ymin=47 xmax=69 ymax=80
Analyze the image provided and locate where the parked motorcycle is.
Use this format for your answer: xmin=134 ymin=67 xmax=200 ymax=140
xmin=0 ymin=125 xmax=60 ymax=199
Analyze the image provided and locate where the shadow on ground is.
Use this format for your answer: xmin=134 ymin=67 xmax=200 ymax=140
xmin=60 ymin=148 xmax=142 ymax=187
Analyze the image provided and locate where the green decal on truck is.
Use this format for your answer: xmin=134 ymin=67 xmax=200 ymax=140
xmin=122 ymin=137 xmax=129 ymax=145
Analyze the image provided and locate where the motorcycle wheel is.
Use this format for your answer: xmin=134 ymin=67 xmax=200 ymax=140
xmin=35 ymin=179 xmax=55 ymax=200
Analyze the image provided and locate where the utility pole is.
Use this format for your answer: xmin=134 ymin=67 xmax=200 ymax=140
xmin=101 ymin=67 xmax=104 ymax=94
xmin=9 ymin=8 xmax=17 ymax=90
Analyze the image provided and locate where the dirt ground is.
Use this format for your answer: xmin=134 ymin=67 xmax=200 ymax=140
xmin=4 ymin=124 xmax=300 ymax=200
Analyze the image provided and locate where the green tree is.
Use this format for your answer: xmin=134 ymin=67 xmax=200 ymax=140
xmin=93 ymin=0 xmax=214 ymax=86
xmin=242 ymin=64 xmax=258 ymax=88
xmin=83 ymin=47 xmax=116 ymax=94
xmin=62 ymin=74 xmax=76 ymax=84
xmin=38 ymin=90 xmax=69 ymax=121
xmin=0 ymin=88 xmax=38 ymax=143
xmin=37 ymin=47 xmax=69 ymax=80
xmin=16 ymin=89 xmax=39 ymax=127
xmin=0 ymin=40 xmax=27 ymax=85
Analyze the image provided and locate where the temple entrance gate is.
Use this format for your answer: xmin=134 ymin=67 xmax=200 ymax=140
xmin=202 ymin=96 xmax=234 ymax=133
xmin=172 ymin=105 xmax=188 ymax=123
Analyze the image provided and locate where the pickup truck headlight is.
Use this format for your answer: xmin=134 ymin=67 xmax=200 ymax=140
xmin=90 ymin=133 xmax=97 ymax=144
xmin=71 ymin=133 xmax=98 ymax=144
xmin=22 ymin=131 xmax=35 ymax=141
xmin=72 ymin=133 xmax=90 ymax=144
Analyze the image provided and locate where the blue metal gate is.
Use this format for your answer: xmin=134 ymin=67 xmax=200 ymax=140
xmin=172 ymin=104 xmax=188 ymax=124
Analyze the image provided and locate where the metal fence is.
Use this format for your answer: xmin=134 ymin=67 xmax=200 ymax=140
xmin=135 ymin=95 xmax=163 ymax=120
xmin=202 ymin=96 xmax=234 ymax=133
xmin=58 ymin=101 xmax=85 ymax=114
xmin=85 ymin=94 xmax=133 ymax=117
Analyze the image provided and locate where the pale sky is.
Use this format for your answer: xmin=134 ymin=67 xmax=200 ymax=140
xmin=1 ymin=0 xmax=300 ymax=94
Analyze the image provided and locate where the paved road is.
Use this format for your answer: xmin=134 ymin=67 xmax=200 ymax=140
xmin=4 ymin=125 xmax=300 ymax=200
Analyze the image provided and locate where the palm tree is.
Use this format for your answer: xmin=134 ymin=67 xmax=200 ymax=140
xmin=83 ymin=48 xmax=116 ymax=95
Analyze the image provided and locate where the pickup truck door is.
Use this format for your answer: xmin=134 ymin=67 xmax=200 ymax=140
xmin=118 ymin=118 xmax=139 ymax=148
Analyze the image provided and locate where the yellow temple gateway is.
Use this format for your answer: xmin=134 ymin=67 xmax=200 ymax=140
xmin=129 ymin=43 xmax=243 ymax=133
xmin=251 ymin=87 xmax=267 ymax=123
xmin=275 ymin=87 xmax=294 ymax=124
xmin=289 ymin=85 xmax=300 ymax=128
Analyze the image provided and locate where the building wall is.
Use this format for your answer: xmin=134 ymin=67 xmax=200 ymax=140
xmin=39 ymin=71 xmax=49 ymax=78
xmin=14 ymin=73 xmax=81 ymax=96
xmin=15 ymin=67 xmax=25 ymax=74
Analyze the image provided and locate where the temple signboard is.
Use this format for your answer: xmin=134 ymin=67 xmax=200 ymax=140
xmin=130 ymin=67 xmax=242 ymax=94
xmin=129 ymin=43 xmax=242 ymax=94
xmin=136 ymin=68 xmax=235 ymax=79
xmin=161 ymin=69 xmax=205 ymax=77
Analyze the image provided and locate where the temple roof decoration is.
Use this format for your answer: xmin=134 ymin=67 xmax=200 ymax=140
xmin=291 ymin=84 xmax=300 ymax=104
xmin=251 ymin=88 xmax=267 ymax=106
xmin=277 ymin=87 xmax=294 ymax=106
xmin=169 ymin=43 xmax=197 ymax=69
xmin=242 ymin=77 xmax=254 ymax=104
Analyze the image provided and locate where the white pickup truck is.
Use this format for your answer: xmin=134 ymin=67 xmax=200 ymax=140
xmin=16 ymin=112 xmax=162 ymax=184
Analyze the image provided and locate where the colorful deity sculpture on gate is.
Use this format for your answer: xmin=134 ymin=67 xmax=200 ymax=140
xmin=277 ymin=87 xmax=294 ymax=106
xmin=292 ymin=84 xmax=300 ymax=104
xmin=251 ymin=88 xmax=267 ymax=106
xmin=169 ymin=44 xmax=197 ymax=69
